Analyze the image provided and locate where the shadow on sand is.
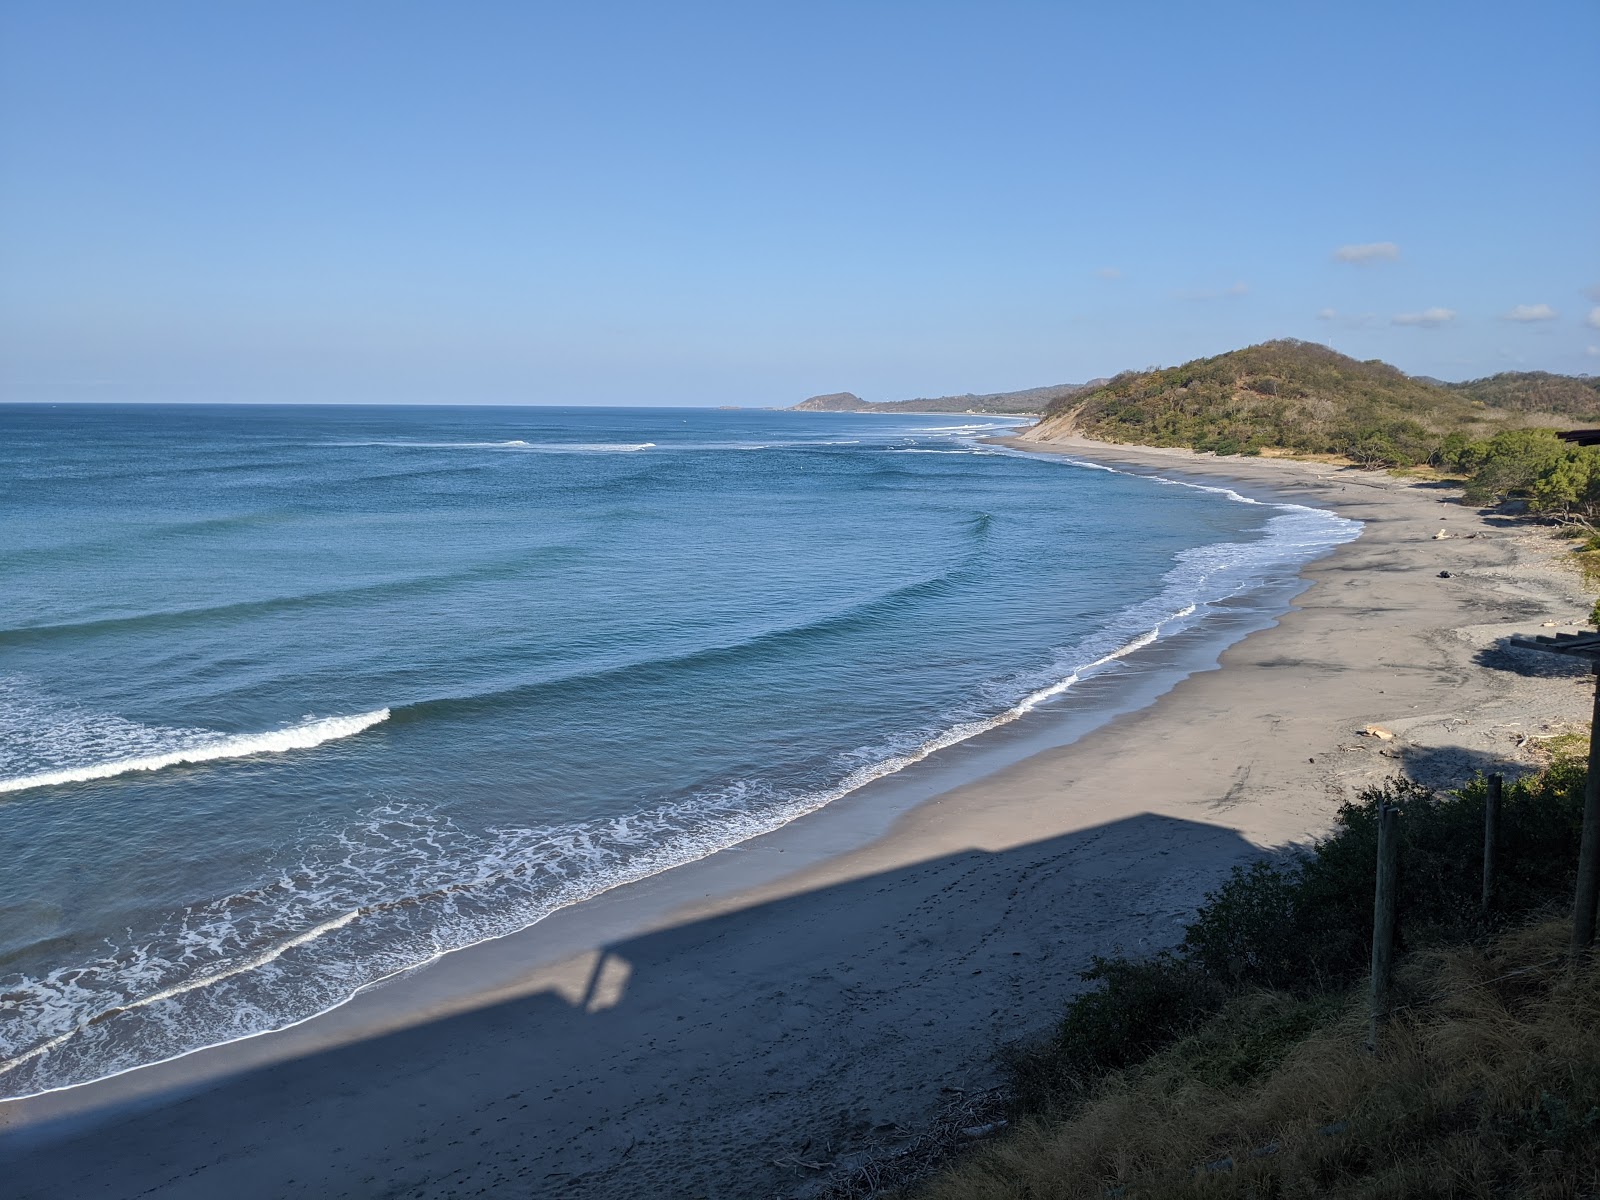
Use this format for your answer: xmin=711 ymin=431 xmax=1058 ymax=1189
xmin=1397 ymin=741 xmax=1540 ymax=789
xmin=0 ymin=814 xmax=1266 ymax=1200
xmin=1474 ymin=638 xmax=1593 ymax=680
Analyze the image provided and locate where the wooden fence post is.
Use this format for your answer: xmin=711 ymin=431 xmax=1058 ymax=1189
xmin=1482 ymin=773 xmax=1502 ymax=921
xmin=1368 ymin=803 xmax=1400 ymax=1053
xmin=1571 ymin=666 xmax=1600 ymax=963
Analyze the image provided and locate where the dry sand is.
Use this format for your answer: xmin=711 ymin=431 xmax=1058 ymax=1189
xmin=0 ymin=436 xmax=1591 ymax=1199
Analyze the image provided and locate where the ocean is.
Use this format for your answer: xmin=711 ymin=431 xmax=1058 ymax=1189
xmin=0 ymin=404 xmax=1358 ymax=1098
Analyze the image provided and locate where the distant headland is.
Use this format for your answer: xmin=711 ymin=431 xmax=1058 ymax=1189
xmin=787 ymin=381 xmax=1106 ymax=416
xmin=791 ymin=340 xmax=1598 ymax=465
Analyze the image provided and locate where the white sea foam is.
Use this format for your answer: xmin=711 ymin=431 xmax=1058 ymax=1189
xmin=0 ymin=707 xmax=390 ymax=796
xmin=0 ymin=587 xmax=1237 ymax=1100
xmin=0 ymin=438 xmax=1364 ymax=1101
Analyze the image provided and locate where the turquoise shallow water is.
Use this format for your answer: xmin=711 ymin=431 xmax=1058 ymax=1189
xmin=0 ymin=404 xmax=1358 ymax=1096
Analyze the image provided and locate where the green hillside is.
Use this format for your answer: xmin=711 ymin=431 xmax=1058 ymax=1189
xmin=1448 ymin=370 xmax=1600 ymax=419
xmin=1027 ymin=340 xmax=1542 ymax=466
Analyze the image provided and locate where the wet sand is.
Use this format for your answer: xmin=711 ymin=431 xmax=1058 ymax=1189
xmin=1 ymin=437 xmax=1589 ymax=1199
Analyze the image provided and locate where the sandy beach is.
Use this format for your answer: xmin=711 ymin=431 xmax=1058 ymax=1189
xmin=1 ymin=436 xmax=1591 ymax=1200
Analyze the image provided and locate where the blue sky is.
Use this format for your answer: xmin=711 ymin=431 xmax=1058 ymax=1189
xmin=2 ymin=1 xmax=1596 ymax=405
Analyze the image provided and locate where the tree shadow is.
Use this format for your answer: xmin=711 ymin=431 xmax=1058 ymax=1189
xmin=1397 ymin=742 xmax=1537 ymax=790
xmin=0 ymin=814 xmax=1265 ymax=1200
xmin=1474 ymin=638 xmax=1593 ymax=679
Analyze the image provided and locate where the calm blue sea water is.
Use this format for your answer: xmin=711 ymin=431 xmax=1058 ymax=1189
xmin=0 ymin=404 xmax=1357 ymax=1097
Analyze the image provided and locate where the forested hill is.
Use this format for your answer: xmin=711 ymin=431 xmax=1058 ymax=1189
xmin=789 ymin=381 xmax=1101 ymax=414
xmin=1448 ymin=371 xmax=1600 ymax=419
xmin=1023 ymin=339 xmax=1595 ymax=467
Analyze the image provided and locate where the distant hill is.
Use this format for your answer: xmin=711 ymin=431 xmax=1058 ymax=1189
xmin=1446 ymin=371 xmax=1600 ymax=420
xmin=792 ymin=345 xmax=1598 ymax=466
xmin=1023 ymin=339 xmax=1546 ymax=466
xmin=790 ymin=381 xmax=1102 ymax=415
xmin=791 ymin=392 xmax=868 ymax=412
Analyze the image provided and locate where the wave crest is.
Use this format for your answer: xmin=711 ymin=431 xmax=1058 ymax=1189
xmin=0 ymin=709 xmax=390 ymax=796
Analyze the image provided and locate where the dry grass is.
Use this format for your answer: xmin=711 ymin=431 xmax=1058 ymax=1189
xmin=1252 ymin=447 xmax=1359 ymax=466
xmin=1384 ymin=463 xmax=1467 ymax=484
xmin=918 ymin=920 xmax=1600 ymax=1199
xmin=1527 ymin=728 xmax=1590 ymax=767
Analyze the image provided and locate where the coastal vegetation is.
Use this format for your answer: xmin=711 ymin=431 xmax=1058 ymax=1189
xmin=1019 ymin=341 xmax=1600 ymax=621
xmin=790 ymin=345 xmax=1600 ymax=457
xmin=908 ymin=757 xmax=1598 ymax=1198
xmin=1449 ymin=371 xmax=1600 ymax=421
xmin=1436 ymin=426 xmax=1600 ymax=523
xmin=1026 ymin=340 xmax=1596 ymax=469
xmin=926 ymin=918 xmax=1597 ymax=1199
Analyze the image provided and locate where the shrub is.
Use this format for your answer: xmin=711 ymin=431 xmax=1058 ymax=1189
xmin=1008 ymin=953 xmax=1222 ymax=1111
xmin=1460 ymin=428 xmax=1569 ymax=507
xmin=1009 ymin=766 xmax=1587 ymax=1115
xmin=928 ymin=922 xmax=1600 ymax=1200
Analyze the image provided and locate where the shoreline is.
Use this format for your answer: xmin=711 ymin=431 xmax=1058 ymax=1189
xmin=0 ymin=440 xmax=1350 ymax=1105
xmin=2 ymin=436 xmax=1592 ymax=1199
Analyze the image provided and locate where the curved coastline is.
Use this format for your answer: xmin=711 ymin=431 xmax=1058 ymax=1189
xmin=0 ymin=445 xmax=1355 ymax=1104
xmin=0 ymin=444 xmax=1587 ymax=1200
xmin=0 ymin=444 xmax=1363 ymax=1107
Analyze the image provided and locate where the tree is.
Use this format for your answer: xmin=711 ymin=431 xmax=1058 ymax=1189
xmin=1461 ymin=429 xmax=1567 ymax=505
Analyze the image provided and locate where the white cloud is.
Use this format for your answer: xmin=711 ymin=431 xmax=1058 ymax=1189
xmin=1317 ymin=307 xmax=1338 ymax=320
xmin=1502 ymin=304 xmax=1558 ymax=322
xmin=1094 ymin=267 xmax=1122 ymax=281
xmin=1584 ymin=284 xmax=1600 ymax=303
xmin=1587 ymin=307 xmax=1600 ymax=330
xmin=1393 ymin=307 xmax=1456 ymax=328
xmin=1226 ymin=281 xmax=1249 ymax=296
xmin=1334 ymin=242 xmax=1400 ymax=264
xmin=1589 ymin=345 xmax=1600 ymax=358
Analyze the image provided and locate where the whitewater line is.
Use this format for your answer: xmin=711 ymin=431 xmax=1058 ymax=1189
xmin=0 ymin=710 xmax=391 ymax=796
xmin=0 ymin=601 xmax=1201 ymax=1101
xmin=0 ymin=569 xmax=1336 ymax=1101
xmin=0 ymin=435 xmax=1362 ymax=1100
xmin=0 ymin=907 xmax=366 ymax=1078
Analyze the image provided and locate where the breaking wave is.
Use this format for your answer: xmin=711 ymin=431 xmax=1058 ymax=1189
xmin=0 ymin=417 xmax=1365 ymax=1100
xmin=0 ymin=700 xmax=391 ymax=797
